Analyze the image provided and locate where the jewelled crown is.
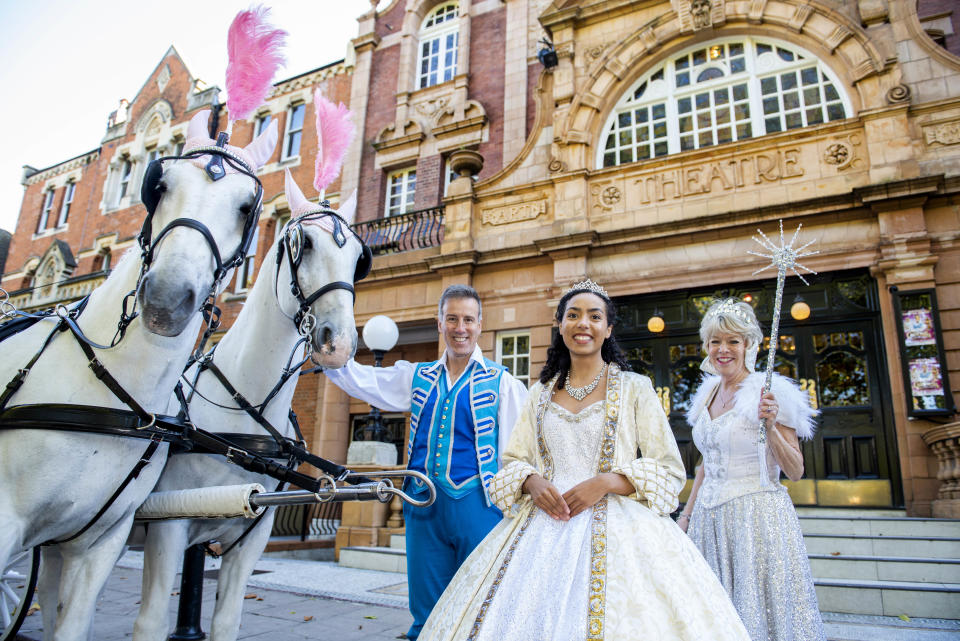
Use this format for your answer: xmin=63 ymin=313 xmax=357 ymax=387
xmin=565 ymin=279 xmax=609 ymax=298
xmin=704 ymin=298 xmax=755 ymax=324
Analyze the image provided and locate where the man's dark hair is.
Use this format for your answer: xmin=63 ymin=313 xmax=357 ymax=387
xmin=438 ymin=284 xmax=482 ymax=320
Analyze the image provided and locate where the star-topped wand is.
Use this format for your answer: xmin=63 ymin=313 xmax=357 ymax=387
xmin=747 ymin=221 xmax=818 ymax=471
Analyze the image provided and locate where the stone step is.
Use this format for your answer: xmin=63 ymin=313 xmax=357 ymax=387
xmin=814 ymin=578 xmax=960 ymax=619
xmin=810 ymin=554 xmax=960 ymax=583
xmin=800 ymin=515 xmax=960 ymax=538
xmin=803 ymin=533 xmax=960 ymax=559
xmin=338 ymin=546 xmax=406 ymax=573
xmin=390 ymin=533 xmax=405 ymax=550
xmin=821 ymin=612 xmax=960 ymax=641
xmin=797 ymin=508 xmax=908 ymax=518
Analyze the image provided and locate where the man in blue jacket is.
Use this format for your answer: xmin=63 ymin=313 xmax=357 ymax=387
xmin=326 ymin=284 xmax=528 ymax=639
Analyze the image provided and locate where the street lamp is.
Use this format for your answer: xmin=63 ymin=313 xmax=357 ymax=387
xmin=361 ymin=315 xmax=399 ymax=441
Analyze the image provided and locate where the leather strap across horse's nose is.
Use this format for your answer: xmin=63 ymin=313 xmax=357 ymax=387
xmin=146 ymin=218 xmax=227 ymax=281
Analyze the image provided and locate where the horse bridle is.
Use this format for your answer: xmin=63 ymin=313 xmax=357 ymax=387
xmin=275 ymin=207 xmax=372 ymax=334
xmin=139 ymin=139 xmax=264 ymax=284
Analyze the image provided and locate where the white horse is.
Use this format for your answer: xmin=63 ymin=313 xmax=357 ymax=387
xmin=132 ymin=172 xmax=365 ymax=641
xmin=0 ymin=110 xmax=277 ymax=641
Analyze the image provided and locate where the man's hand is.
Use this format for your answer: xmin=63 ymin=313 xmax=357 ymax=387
xmin=523 ymin=474 xmax=570 ymax=521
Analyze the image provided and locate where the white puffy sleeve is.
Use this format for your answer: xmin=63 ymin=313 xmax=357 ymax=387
xmin=612 ymin=376 xmax=686 ymax=515
xmin=488 ymin=383 xmax=541 ymax=516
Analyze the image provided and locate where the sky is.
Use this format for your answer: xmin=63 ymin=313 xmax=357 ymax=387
xmin=0 ymin=0 xmax=384 ymax=233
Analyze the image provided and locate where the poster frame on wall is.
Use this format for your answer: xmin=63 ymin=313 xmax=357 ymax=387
xmin=891 ymin=287 xmax=955 ymax=418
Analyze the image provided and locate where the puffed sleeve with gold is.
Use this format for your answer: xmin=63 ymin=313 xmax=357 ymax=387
xmin=488 ymin=381 xmax=543 ymax=516
xmin=611 ymin=373 xmax=686 ymax=515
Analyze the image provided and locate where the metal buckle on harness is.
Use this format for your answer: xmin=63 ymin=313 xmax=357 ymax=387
xmin=226 ymin=445 xmax=249 ymax=461
xmin=137 ymin=413 xmax=157 ymax=431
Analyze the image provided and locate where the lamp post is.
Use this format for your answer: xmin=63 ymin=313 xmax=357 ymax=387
xmin=361 ymin=315 xmax=399 ymax=442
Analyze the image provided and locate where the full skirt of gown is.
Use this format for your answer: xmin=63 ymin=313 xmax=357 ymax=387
xmin=418 ymin=401 xmax=750 ymax=641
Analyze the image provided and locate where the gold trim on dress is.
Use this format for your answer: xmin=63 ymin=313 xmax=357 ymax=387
xmin=587 ymin=363 xmax=621 ymax=641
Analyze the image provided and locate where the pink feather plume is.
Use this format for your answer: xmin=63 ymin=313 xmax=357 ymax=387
xmin=313 ymin=89 xmax=356 ymax=192
xmin=226 ymin=6 xmax=287 ymax=123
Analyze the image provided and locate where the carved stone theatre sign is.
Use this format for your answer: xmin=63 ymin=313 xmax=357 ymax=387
xmin=481 ymin=198 xmax=547 ymax=226
xmin=591 ymin=134 xmax=867 ymax=213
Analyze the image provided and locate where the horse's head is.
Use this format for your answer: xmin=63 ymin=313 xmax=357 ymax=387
xmin=273 ymin=171 xmax=369 ymax=369
xmin=137 ymin=110 xmax=278 ymax=336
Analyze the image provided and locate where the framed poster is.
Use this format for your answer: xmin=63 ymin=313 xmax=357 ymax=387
xmin=892 ymin=289 xmax=955 ymax=417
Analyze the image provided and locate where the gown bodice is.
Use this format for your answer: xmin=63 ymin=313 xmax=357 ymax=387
xmin=692 ymin=406 xmax=782 ymax=508
xmin=544 ymin=400 xmax=606 ymax=492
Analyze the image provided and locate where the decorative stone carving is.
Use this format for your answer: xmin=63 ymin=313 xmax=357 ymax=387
xmin=924 ymin=121 xmax=960 ymax=146
xmin=886 ymin=84 xmax=911 ymax=104
xmin=587 ymin=44 xmax=608 ymax=60
xmin=136 ymin=100 xmax=173 ymax=134
xmin=416 ymin=97 xmax=450 ymax=120
xmin=548 ymin=158 xmax=565 ymax=173
xmin=691 ymin=0 xmax=712 ymax=28
xmin=922 ymin=422 xmax=960 ymax=518
xmin=433 ymin=99 xmax=487 ymax=149
xmin=822 ymin=134 xmax=862 ymax=171
xmin=448 ymin=149 xmax=484 ymax=177
xmin=591 ymin=182 xmax=616 ymax=212
xmin=481 ymin=199 xmax=547 ymax=226
xmin=602 ymin=186 xmax=622 ymax=206
xmin=675 ymin=0 xmax=725 ymax=32
xmin=823 ymin=143 xmax=850 ymax=167
xmin=373 ymin=119 xmax=425 ymax=152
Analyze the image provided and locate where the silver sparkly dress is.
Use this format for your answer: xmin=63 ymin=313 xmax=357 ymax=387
xmin=419 ymin=368 xmax=750 ymax=641
xmin=687 ymin=372 xmax=825 ymax=641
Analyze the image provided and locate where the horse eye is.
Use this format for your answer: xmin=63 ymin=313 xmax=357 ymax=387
xmin=304 ymin=235 xmax=313 ymax=250
xmin=238 ymin=201 xmax=253 ymax=217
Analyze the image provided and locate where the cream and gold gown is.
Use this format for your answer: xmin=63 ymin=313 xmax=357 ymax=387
xmin=419 ymin=364 xmax=750 ymax=641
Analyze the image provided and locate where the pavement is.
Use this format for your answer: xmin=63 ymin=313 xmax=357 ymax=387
xmin=13 ymin=549 xmax=960 ymax=640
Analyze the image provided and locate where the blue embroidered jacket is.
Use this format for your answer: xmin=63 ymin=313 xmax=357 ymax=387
xmin=407 ymin=357 xmax=505 ymax=505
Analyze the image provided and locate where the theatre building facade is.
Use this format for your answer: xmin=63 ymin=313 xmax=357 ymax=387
xmin=3 ymin=0 xmax=960 ymax=518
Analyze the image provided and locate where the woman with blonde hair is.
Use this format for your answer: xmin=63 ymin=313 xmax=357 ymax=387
xmin=418 ymin=281 xmax=750 ymax=641
xmin=679 ymin=298 xmax=825 ymax=641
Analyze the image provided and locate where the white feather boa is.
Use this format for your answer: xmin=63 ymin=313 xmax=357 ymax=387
xmin=686 ymin=372 xmax=818 ymax=441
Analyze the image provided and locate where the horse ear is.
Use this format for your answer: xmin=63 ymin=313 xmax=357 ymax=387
xmin=284 ymin=169 xmax=312 ymax=214
xmin=338 ymin=189 xmax=357 ymax=225
xmin=244 ymin=118 xmax=278 ymax=170
xmin=187 ymin=110 xmax=210 ymax=140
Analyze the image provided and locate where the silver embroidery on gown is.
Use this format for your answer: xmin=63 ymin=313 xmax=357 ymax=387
xmin=688 ymin=409 xmax=826 ymax=641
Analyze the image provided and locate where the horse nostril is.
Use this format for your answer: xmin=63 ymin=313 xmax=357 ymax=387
xmin=322 ymin=325 xmax=334 ymax=347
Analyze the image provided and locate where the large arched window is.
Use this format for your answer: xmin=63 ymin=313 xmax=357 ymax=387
xmin=599 ymin=37 xmax=852 ymax=168
xmin=417 ymin=3 xmax=459 ymax=89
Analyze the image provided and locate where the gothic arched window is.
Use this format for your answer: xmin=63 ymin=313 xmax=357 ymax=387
xmin=417 ymin=3 xmax=459 ymax=89
xmin=599 ymin=37 xmax=852 ymax=168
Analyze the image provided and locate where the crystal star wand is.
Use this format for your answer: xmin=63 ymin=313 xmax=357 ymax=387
xmin=747 ymin=221 xmax=818 ymax=477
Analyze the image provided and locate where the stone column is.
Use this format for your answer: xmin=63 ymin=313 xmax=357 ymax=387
xmin=922 ymin=422 xmax=960 ymax=518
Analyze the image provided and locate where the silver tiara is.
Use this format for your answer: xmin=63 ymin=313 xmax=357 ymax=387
xmin=705 ymin=299 xmax=754 ymax=324
xmin=565 ymin=279 xmax=609 ymax=298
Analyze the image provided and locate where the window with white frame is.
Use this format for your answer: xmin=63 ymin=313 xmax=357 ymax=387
xmin=282 ymin=104 xmax=305 ymax=159
xmin=37 ymin=189 xmax=55 ymax=233
xmin=174 ymin=139 xmax=185 ymax=157
xmin=146 ymin=147 xmax=159 ymax=165
xmin=57 ymin=182 xmax=75 ymax=227
xmin=235 ymin=228 xmax=258 ymax=293
xmin=599 ymin=37 xmax=851 ymax=167
xmin=116 ymin=159 xmax=133 ymax=204
xmin=385 ymin=167 xmax=416 ymax=217
xmin=417 ymin=3 xmax=459 ymax=89
xmin=497 ymin=331 xmax=531 ymax=386
xmin=256 ymin=113 xmax=272 ymax=136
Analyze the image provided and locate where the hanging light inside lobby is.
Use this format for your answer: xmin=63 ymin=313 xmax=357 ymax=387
xmin=790 ymin=295 xmax=811 ymax=321
xmin=647 ymin=309 xmax=665 ymax=333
